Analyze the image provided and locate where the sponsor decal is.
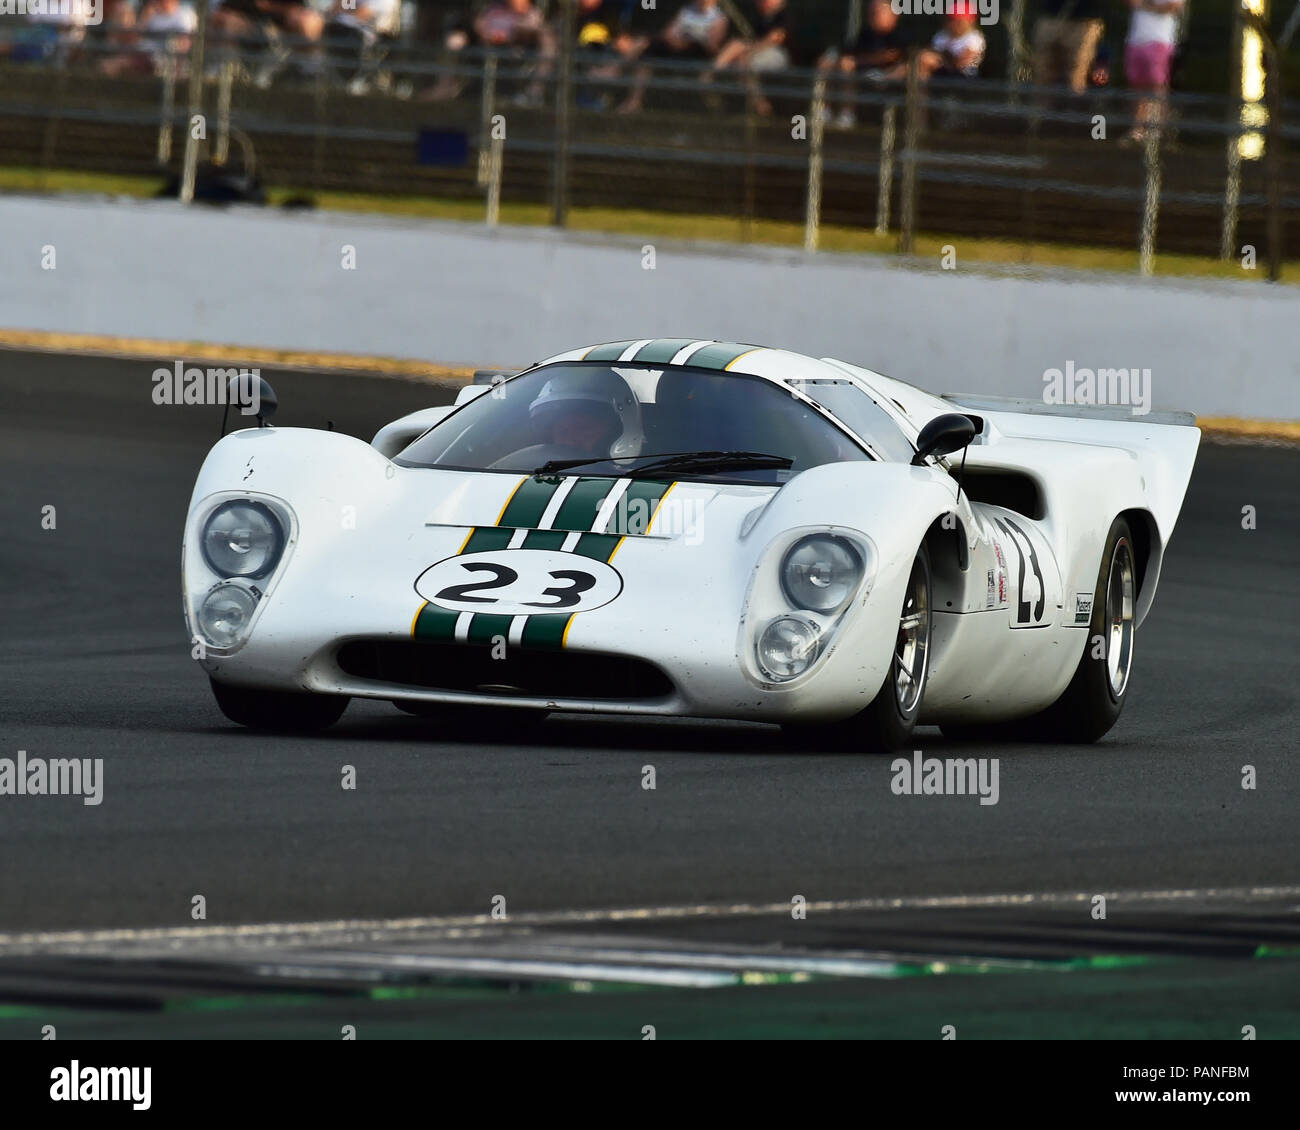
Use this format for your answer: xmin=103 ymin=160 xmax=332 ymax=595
xmin=985 ymin=568 xmax=996 ymax=609
xmin=1074 ymin=592 xmax=1094 ymax=624
xmin=991 ymin=534 xmax=1008 ymax=606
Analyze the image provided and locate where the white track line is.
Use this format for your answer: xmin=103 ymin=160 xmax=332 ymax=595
xmin=1 ymin=885 xmax=1295 ymax=953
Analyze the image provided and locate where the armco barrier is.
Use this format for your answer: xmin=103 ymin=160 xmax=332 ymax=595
xmin=2 ymin=194 xmax=1296 ymax=422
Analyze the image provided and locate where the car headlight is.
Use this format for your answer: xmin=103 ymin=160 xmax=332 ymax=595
xmin=201 ymin=500 xmax=284 ymax=579
xmin=197 ymin=582 xmax=259 ymax=648
xmin=780 ymin=535 xmax=863 ymax=613
xmin=756 ymin=616 xmax=821 ymax=682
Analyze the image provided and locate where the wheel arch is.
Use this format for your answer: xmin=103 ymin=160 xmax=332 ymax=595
xmin=1118 ymin=507 xmax=1162 ymax=626
xmin=922 ymin=510 xmax=969 ymax=615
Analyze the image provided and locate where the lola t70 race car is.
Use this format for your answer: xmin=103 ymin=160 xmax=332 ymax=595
xmin=183 ymin=339 xmax=1200 ymax=750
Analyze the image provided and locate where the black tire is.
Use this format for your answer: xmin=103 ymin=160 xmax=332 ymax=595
xmin=784 ymin=543 xmax=932 ymax=753
xmin=941 ymin=515 xmax=1136 ymax=745
xmin=210 ymin=679 xmax=349 ymax=732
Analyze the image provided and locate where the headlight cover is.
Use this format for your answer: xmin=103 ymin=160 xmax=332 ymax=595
xmin=197 ymin=581 xmax=260 ymax=649
xmin=201 ymin=500 xmax=285 ymax=579
xmin=780 ymin=535 xmax=864 ymax=614
xmin=756 ymin=615 xmax=821 ymax=681
xmin=739 ymin=526 xmax=876 ymax=689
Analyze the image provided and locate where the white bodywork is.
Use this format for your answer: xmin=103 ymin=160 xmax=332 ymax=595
xmin=182 ymin=344 xmax=1200 ymax=725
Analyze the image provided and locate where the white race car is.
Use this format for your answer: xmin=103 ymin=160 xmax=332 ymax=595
xmin=183 ymin=339 xmax=1200 ymax=750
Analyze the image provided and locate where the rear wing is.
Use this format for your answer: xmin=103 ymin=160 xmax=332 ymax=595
xmin=943 ymin=393 xmax=1196 ymax=429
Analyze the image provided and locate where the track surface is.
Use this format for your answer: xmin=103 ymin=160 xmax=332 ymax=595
xmin=2 ymin=349 xmax=1298 ymax=945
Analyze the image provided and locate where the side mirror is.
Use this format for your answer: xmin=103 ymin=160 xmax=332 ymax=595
xmin=911 ymin=413 xmax=976 ymax=466
xmin=226 ymin=374 xmax=278 ymax=427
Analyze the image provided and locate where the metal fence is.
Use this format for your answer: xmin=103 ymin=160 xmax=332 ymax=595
xmin=0 ymin=29 xmax=1295 ymax=277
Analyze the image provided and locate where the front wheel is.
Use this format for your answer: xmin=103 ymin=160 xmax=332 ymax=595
xmin=210 ymin=679 xmax=349 ymax=732
xmin=784 ymin=543 xmax=931 ymax=753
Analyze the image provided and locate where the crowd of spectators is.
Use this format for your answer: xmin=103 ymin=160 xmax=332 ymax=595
xmin=2 ymin=0 xmax=1191 ymax=133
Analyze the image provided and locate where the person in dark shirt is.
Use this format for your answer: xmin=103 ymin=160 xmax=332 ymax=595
xmin=575 ymin=0 xmax=648 ymax=106
xmin=1034 ymin=0 xmax=1106 ymax=94
xmin=709 ymin=0 xmax=790 ymax=115
xmin=619 ymin=0 xmax=730 ymax=113
xmin=817 ymin=0 xmax=909 ymax=128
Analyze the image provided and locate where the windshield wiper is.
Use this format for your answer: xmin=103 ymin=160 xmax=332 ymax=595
xmin=534 ymin=451 xmax=793 ymax=478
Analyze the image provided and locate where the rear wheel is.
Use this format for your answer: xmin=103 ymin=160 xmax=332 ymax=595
xmin=942 ymin=516 xmax=1136 ymax=744
xmin=210 ymin=679 xmax=349 ymax=732
xmin=784 ymin=544 xmax=931 ymax=753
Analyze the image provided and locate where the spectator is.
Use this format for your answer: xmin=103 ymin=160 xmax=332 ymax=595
xmin=1089 ymin=40 xmax=1112 ymax=88
xmin=422 ymin=7 xmax=477 ymax=100
xmin=425 ymin=0 xmax=557 ymax=105
xmin=210 ymin=0 xmax=324 ymax=47
xmin=99 ymin=0 xmax=197 ymax=76
xmin=574 ymin=0 xmax=648 ymax=107
xmin=92 ymin=0 xmax=143 ymax=75
xmin=619 ymin=0 xmax=729 ymax=114
xmin=916 ymin=3 xmax=985 ymax=80
xmin=140 ymin=0 xmax=198 ymax=50
xmin=1122 ymin=0 xmax=1185 ymax=145
xmin=708 ymin=0 xmax=790 ymax=116
xmin=575 ymin=0 xmax=640 ymax=53
xmin=818 ymin=0 xmax=910 ymax=129
xmin=327 ymin=0 xmax=401 ymax=48
xmin=1033 ymin=0 xmax=1106 ymax=95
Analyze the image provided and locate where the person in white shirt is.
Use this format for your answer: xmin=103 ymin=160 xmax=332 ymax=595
xmin=1123 ymin=0 xmax=1186 ymax=144
xmin=916 ymin=5 xmax=985 ymax=81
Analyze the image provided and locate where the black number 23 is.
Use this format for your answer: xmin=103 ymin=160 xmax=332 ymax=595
xmin=435 ymin=563 xmax=596 ymax=609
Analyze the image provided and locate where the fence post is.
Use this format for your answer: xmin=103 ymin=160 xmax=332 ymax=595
xmin=898 ymin=51 xmax=921 ymax=254
xmin=214 ymin=58 xmax=234 ymax=166
xmin=1139 ymin=129 xmax=1161 ymax=277
xmin=179 ymin=0 xmax=211 ymax=203
xmin=156 ymin=53 xmax=177 ymax=165
xmin=477 ymin=55 xmax=498 ymax=188
xmin=1220 ymin=9 xmax=1245 ymax=261
xmin=1263 ymin=36 xmax=1283 ymax=282
xmin=312 ymin=66 xmax=326 ymax=191
xmin=804 ymin=74 xmax=826 ymax=252
xmin=39 ymin=43 xmax=70 ymax=177
xmin=1240 ymin=6 xmax=1284 ymax=281
xmin=552 ymin=0 xmax=576 ymax=228
xmin=1220 ymin=125 xmax=1242 ymax=261
xmin=875 ymin=103 xmax=896 ymax=236
xmin=742 ymin=98 xmax=757 ymax=244
xmin=486 ymin=133 xmax=504 ymax=227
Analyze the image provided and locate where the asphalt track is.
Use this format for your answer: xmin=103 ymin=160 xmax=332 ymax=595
xmin=2 ymin=348 xmax=1298 ymax=998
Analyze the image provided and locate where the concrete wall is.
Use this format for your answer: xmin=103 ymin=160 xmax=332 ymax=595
xmin=3 ymin=193 xmax=1296 ymax=420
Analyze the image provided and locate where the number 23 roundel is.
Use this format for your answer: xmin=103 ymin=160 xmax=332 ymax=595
xmin=415 ymin=549 xmax=624 ymax=617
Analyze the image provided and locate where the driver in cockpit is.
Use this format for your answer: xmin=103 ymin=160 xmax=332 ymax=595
xmin=494 ymin=369 xmax=636 ymax=469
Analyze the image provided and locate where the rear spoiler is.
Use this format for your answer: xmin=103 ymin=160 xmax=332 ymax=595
xmin=942 ymin=393 xmax=1196 ymax=428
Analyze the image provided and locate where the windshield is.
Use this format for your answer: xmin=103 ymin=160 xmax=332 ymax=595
xmin=785 ymin=378 xmax=917 ymax=464
xmin=395 ymin=363 xmax=871 ymax=484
